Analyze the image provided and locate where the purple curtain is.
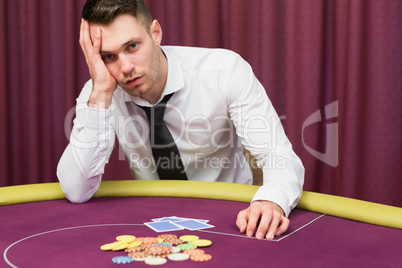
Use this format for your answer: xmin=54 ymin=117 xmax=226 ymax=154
xmin=1 ymin=0 xmax=400 ymax=207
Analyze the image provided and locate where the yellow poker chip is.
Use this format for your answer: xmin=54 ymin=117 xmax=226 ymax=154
xmin=116 ymin=235 xmax=136 ymax=242
xmin=179 ymin=235 xmax=199 ymax=242
xmin=100 ymin=242 xmax=121 ymax=251
xmin=126 ymin=241 xmax=142 ymax=248
xmin=112 ymin=243 xmax=130 ymax=251
xmin=192 ymin=239 xmax=212 ymax=247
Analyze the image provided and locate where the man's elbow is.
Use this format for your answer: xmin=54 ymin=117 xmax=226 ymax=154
xmin=57 ymin=167 xmax=95 ymax=204
xmin=64 ymin=192 xmax=91 ymax=204
xmin=59 ymin=178 xmax=96 ymax=204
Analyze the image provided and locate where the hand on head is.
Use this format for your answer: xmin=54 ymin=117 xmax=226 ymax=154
xmin=79 ymin=19 xmax=117 ymax=109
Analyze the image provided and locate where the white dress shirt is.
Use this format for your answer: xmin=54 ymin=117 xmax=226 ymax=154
xmin=57 ymin=46 xmax=304 ymax=216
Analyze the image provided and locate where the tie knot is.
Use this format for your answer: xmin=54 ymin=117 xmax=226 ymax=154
xmin=139 ymin=93 xmax=174 ymax=126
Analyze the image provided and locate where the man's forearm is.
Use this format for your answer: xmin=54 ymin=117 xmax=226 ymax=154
xmin=57 ymin=107 xmax=115 ymax=203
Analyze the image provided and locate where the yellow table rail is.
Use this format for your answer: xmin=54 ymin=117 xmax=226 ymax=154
xmin=1 ymin=180 xmax=401 ymax=229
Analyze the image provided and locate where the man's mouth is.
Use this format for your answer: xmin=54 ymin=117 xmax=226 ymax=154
xmin=125 ymin=76 xmax=142 ymax=86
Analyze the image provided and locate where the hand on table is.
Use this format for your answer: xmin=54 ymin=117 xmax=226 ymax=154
xmin=236 ymin=200 xmax=289 ymax=240
xmin=79 ymin=19 xmax=117 ymax=109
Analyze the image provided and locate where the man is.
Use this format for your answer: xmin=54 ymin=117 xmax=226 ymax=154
xmin=57 ymin=0 xmax=304 ymax=240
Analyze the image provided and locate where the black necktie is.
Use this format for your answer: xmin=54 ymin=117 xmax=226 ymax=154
xmin=139 ymin=93 xmax=188 ymax=180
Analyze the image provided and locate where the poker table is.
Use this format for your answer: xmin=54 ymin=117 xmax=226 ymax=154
xmin=1 ymin=180 xmax=401 ymax=267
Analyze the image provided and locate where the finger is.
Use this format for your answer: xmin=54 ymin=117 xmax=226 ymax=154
xmin=254 ymin=210 xmax=272 ymax=240
xmin=79 ymin=19 xmax=85 ymax=50
xmin=245 ymin=206 xmax=261 ymax=238
xmin=81 ymin=20 xmax=94 ymax=53
xmin=236 ymin=209 xmax=248 ymax=233
xmin=275 ymin=217 xmax=290 ymax=237
xmin=79 ymin=19 xmax=87 ymax=47
xmin=79 ymin=18 xmax=84 ymax=41
xmin=265 ymin=212 xmax=281 ymax=240
xmin=79 ymin=19 xmax=91 ymax=60
xmin=92 ymin=27 xmax=102 ymax=55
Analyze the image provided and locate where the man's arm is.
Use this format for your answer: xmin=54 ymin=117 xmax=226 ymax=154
xmin=57 ymin=19 xmax=119 ymax=203
xmin=226 ymin=53 xmax=304 ymax=239
xmin=57 ymin=81 xmax=116 ymax=203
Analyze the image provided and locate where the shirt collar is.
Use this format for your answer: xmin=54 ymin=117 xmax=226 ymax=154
xmin=123 ymin=46 xmax=185 ymax=106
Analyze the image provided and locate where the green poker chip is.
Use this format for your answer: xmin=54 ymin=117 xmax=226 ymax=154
xmin=177 ymin=243 xmax=197 ymax=250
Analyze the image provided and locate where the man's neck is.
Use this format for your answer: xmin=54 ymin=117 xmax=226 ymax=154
xmin=142 ymin=47 xmax=168 ymax=105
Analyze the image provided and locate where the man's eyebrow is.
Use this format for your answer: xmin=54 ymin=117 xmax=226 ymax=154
xmin=100 ymin=39 xmax=135 ymax=54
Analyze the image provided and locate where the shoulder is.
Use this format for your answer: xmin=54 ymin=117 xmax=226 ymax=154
xmin=162 ymin=45 xmax=240 ymax=57
xmin=161 ymin=46 xmax=244 ymax=70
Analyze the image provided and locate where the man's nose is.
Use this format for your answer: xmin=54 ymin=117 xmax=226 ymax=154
xmin=120 ymin=55 xmax=134 ymax=74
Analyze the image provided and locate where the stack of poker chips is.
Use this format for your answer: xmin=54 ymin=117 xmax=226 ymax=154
xmin=101 ymin=234 xmax=213 ymax=265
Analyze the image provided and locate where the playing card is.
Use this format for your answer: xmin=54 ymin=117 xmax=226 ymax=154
xmin=173 ymin=219 xmax=215 ymax=230
xmin=144 ymin=220 xmax=184 ymax=232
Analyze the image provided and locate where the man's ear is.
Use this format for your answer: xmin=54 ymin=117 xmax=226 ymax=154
xmin=150 ymin=19 xmax=162 ymax=45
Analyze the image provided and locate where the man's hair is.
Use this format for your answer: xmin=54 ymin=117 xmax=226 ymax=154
xmin=82 ymin=0 xmax=153 ymax=30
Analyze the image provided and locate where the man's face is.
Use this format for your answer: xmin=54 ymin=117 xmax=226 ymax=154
xmin=90 ymin=14 xmax=164 ymax=98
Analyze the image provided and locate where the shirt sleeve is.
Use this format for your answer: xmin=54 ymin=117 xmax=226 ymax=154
xmin=57 ymin=80 xmax=115 ymax=203
xmin=226 ymin=53 xmax=305 ymax=217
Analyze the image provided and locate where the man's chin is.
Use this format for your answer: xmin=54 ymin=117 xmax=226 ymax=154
xmin=121 ymin=86 xmax=149 ymax=98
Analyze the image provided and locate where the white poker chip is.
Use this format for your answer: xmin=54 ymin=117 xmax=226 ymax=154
xmin=168 ymin=253 xmax=190 ymax=261
xmin=144 ymin=256 xmax=167 ymax=265
xmin=171 ymin=246 xmax=181 ymax=253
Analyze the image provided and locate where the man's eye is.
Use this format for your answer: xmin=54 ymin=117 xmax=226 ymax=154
xmin=102 ymin=54 xmax=114 ymax=62
xmin=129 ymin=43 xmax=138 ymax=50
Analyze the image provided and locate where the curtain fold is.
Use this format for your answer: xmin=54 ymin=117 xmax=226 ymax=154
xmin=0 ymin=0 xmax=400 ymax=207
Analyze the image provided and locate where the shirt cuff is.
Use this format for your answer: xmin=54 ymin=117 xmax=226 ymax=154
xmin=251 ymin=185 xmax=292 ymax=217
xmin=81 ymin=106 xmax=112 ymax=131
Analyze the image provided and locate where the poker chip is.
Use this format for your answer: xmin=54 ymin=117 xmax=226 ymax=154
xmin=126 ymin=241 xmax=142 ymax=248
xmin=128 ymin=251 xmax=148 ymax=261
xmin=170 ymin=246 xmax=181 ymax=253
xmin=192 ymin=239 xmax=212 ymax=247
xmin=144 ymin=256 xmax=167 ymax=265
xmin=164 ymin=238 xmax=183 ymax=246
xmin=157 ymin=253 xmax=170 ymax=258
xmin=146 ymin=245 xmax=172 ymax=256
xmin=154 ymin=242 xmax=172 ymax=247
xmin=167 ymin=253 xmax=190 ymax=261
xmin=112 ymin=243 xmax=130 ymax=251
xmin=116 ymin=235 xmax=136 ymax=242
xmin=190 ymin=253 xmax=212 ymax=262
xmin=125 ymin=245 xmax=145 ymax=253
xmin=158 ymin=234 xmax=177 ymax=241
xmin=135 ymin=237 xmax=159 ymax=245
xmin=112 ymin=256 xmax=134 ymax=264
xmin=100 ymin=242 xmax=121 ymax=251
xmin=179 ymin=235 xmax=199 ymax=242
xmin=183 ymin=249 xmax=205 ymax=256
xmin=177 ymin=243 xmax=197 ymax=251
